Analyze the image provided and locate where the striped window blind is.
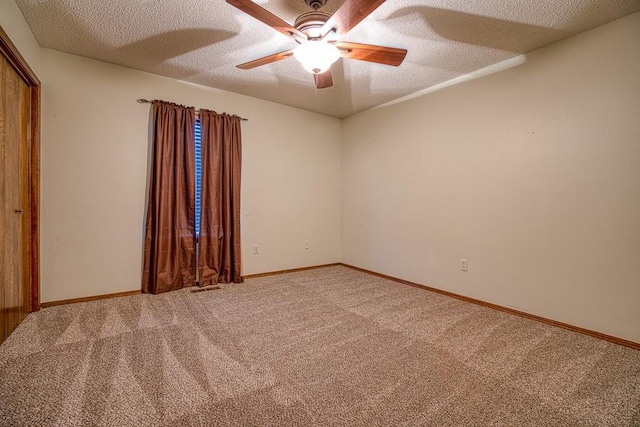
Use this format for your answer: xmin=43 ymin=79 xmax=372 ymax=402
xmin=195 ymin=119 xmax=202 ymax=238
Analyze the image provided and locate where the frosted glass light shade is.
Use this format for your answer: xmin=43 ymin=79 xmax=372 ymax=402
xmin=293 ymin=41 xmax=340 ymax=74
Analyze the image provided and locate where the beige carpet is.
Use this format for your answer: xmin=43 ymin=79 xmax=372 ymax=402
xmin=0 ymin=265 xmax=638 ymax=426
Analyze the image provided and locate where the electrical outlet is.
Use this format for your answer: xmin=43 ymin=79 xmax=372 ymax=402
xmin=252 ymin=245 xmax=259 ymax=255
xmin=304 ymin=240 xmax=309 ymax=249
xmin=461 ymin=259 xmax=468 ymax=271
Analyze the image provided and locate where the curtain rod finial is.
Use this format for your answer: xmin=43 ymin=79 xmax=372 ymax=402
xmin=137 ymin=99 xmax=151 ymax=103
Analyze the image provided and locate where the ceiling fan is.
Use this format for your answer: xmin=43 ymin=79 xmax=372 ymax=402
xmin=226 ymin=0 xmax=407 ymax=89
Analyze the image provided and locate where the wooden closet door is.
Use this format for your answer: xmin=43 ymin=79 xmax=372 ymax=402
xmin=0 ymin=53 xmax=32 ymax=343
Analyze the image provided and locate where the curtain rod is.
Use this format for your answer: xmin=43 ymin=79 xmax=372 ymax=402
xmin=137 ymin=99 xmax=248 ymax=121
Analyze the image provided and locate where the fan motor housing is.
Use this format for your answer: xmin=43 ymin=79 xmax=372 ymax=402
xmin=294 ymin=10 xmax=330 ymax=37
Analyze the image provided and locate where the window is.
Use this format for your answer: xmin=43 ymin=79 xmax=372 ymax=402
xmin=195 ymin=118 xmax=202 ymax=238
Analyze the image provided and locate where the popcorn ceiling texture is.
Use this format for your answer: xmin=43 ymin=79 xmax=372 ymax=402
xmin=1 ymin=266 xmax=639 ymax=426
xmin=13 ymin=0 xmax=640 ymax=118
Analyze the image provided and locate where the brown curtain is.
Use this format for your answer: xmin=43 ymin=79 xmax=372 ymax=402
xmin=198 ymin=110 xmax=243 ymax=286
xmin=142 ymin=101 xmax=197 ymax=294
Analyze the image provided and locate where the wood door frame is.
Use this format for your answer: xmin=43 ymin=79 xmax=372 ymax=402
xmin=0 ymin=25 xmax=40 ymax=311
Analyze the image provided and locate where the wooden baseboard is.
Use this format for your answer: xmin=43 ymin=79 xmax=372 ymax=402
xmin=340 ymin=263 xmax=640 ymax=351
xmin=41 ymin=290 xmax=141 ymax=308
xmin=40 ymin=263 xmax=341 ymax=307
xmin=243 ymin=263 xmax=341 ymax=280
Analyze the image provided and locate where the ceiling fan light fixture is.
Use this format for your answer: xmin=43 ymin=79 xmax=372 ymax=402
xmin=293 ymin=41 xmax=340 ymax=74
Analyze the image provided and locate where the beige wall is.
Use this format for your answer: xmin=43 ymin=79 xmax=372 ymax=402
xmin=40 ymin=49 xmax=341 ymax=302
xmin=0 ymin=0 xmax=40 ymax=74
xmin=342 ymin=13 xmax=640 ymax=343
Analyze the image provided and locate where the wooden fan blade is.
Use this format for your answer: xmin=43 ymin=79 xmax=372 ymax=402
xmin=236 ymin=49 xmax=294 ymax=69
xmin=336 ymin=41 xmax=406 ymax=66
xmin=314 ymin=70 xmax=333 ymax=89
xmin=320 ymin=0 xmax=386 ymax=37
xmin=227 ymin=0 xmax=305 ymax=39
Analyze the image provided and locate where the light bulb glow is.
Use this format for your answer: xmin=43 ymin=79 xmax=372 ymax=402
xmin=293 ymin=41 xmax=340 ymax=74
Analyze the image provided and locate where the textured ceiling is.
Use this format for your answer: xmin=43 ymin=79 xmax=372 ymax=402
xmin=15 ymin=0 xmax=640 ymax=118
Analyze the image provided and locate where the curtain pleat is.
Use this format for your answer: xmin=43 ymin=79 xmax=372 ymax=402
xmin=142 ymin=101 xmax=197 ymax=294
xmin=198 ymin=110 xmax=243 ymax=286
